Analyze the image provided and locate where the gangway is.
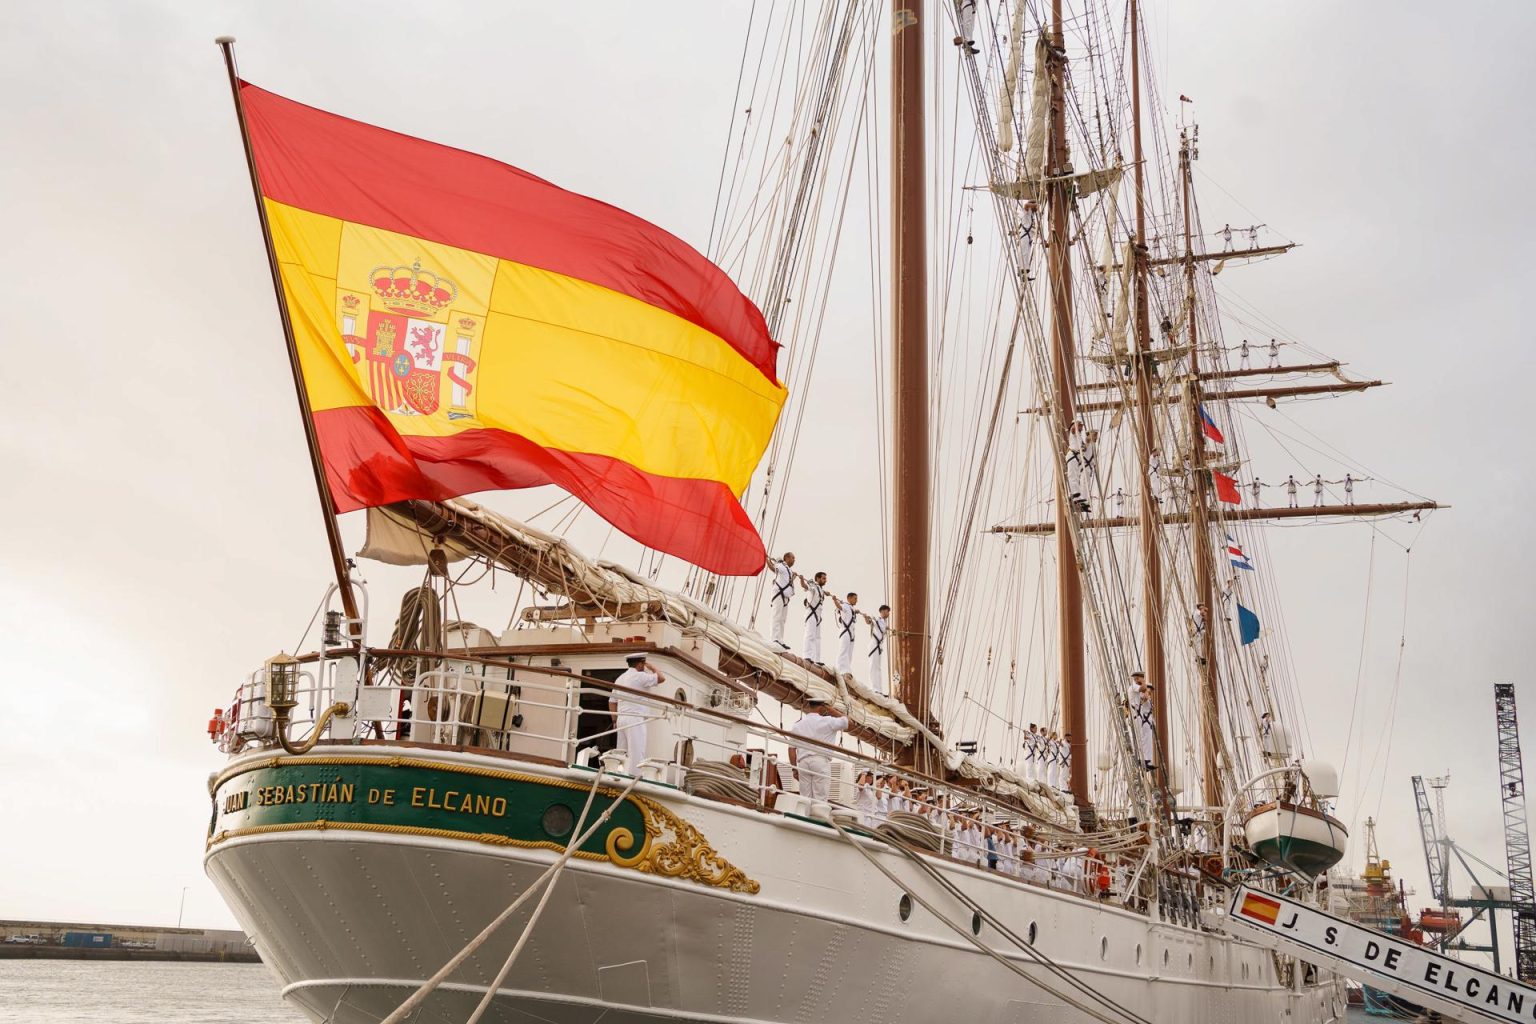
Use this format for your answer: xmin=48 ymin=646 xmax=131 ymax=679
xmin=1222 ymin=883 xmax=1536 ymax=1024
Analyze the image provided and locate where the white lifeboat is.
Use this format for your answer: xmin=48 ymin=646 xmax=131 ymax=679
xmin=1243 ymin=801 xmax=1348 ymax=877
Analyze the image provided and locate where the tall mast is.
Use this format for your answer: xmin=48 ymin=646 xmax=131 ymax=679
xmin=217 ymin=37 xmax=359 ymax=630
xmin=1180 ymin=127 xmax=1221 ymax=808
xmin=892 ymin=0 xmax=933 ymax=764
xmin=1047 ymin=0 xmax=1089 ymax=807
xmin=1128 ymin=0 xmax=1168 ymax=776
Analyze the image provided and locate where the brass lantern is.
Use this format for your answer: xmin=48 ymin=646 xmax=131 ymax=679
xmin=264 ymin=653 xmax=300 ymax=712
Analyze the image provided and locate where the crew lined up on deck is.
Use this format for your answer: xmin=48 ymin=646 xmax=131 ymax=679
xmin=764 ymin=552 xmax=892 ymax=696
xmin=843 ymin=767 xmax=1130 ymax=896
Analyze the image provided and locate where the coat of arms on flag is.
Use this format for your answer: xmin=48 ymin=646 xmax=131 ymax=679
xmin=337 ymin=261 xmax=480 ymax=420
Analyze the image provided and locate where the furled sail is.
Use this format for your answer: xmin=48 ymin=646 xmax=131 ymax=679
xmin=1022 ymin=34 xmax=1052 ymax=179
xmin=996 ymin=1 xmax=1029 ymax=152
xmin=989 ymin=165 xmax=1122 ymax=204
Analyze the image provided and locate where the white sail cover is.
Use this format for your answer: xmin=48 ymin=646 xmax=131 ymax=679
xmin=996 ymin=1 xmax=1028 ymax=152
xmin=362 ymin=499 xmax=1081 ymax=827
xmin=1022 ymin=34 xmax=1051 ymax=180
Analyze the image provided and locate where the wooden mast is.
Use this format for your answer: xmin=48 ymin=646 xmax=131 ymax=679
xmin=892 ymin=0 xmax=933 ymax=766
xmin=1046 ymin=0 xmax=1089 ymax=807
xmin=1180 ymin=127 xmax=1222 ymax=808
xmin=1128 ymin=0 xmax=1168 ymax=773
xmin=217 ymin=37 xmax=359 ymax=629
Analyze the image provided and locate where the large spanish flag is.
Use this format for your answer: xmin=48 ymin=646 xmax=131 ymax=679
xmin=240 ymin=83 xmax=786 ymax=575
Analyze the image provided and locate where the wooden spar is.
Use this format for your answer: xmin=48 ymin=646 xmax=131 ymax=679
xmin=216 ymin=38 xmax=359 ymax=628
xmin=989 ymin=501 xmax=1443 ymax=536
xmin=1109 ymin=243 xmax=1295 ymax=269
xmin=1180 ymin=132 xmax=1222 ymax=810
xmin=1128 ymin=0 xmax=1168 ymax=775
xmin=1026 ymin=378 xmax=1384 ymax=416
xmin=1072 ymin=361 xmax=1343 ymax=392
xmin=1047 ymin=0 xmax=1089 ymax=808
xmin=891 ymin=0 xmax=934 ymax=766
xmin=1198 ymin=361 xmax=1342 ymax=382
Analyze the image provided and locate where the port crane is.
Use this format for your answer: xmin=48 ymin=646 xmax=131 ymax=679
xmin=1494 ymin=683 xmax=1536 ymax=982
xmin=1411 ymin=774 xmax=1515 ymax=971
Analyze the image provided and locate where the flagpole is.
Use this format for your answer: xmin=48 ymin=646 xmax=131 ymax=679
xmin=215 ymin=36 xmax=360 ymax=629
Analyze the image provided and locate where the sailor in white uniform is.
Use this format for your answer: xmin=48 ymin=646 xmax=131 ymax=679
xmin=867 ymin=604 xmax=891 ymax=695
xmin=832 ymin=592 xmax=859 ymax=676
xmin=802 ymin=570 xmax=828 ymax=665
xmin=952 ymin=0 xmax=979 ymax=53
xmin=788 ymin=698 xmax=850 ymax=803
xmin=1147 ymin=448 xmax=1163 ymax=506
xmin=1023 ymin=724 xmax=1041 ymax=783
xmin=1284 ymin=474 xmax=1299 ymax=508
xmin=1131 ymin=682 xmax=1157 ymax=771
xmin=1060 ymin=732 xmax=1074 ymax=793
xmin=766 ymin=551 xmax=796 ymax=649
xmin=1249 ymin=477 xmax=1264 ymax=506
xmin=1312 ymin=473 xmax=1325 ymax=506
xmin=610 ymin=653 xmax=663 ymax=774
xmin=1018 ymin=200 xmax=1039 ymax=272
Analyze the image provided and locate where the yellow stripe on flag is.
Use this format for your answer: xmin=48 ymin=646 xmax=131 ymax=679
xmin=1240 ymin=893 xmax=1281 ymax=925
xmin=266 ymin=201 xmax=787 ymax=493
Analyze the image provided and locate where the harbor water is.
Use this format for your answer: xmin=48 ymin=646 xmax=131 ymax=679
xmin=0 ymin=961 xmax=303 ymax=1022
xmin=0 ymin=958 xmax=1384 ymax=1022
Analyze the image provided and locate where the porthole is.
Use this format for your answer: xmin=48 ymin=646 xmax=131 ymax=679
xmin=1135 ymin=944 xmax=1143 ymax=965
xmin=540 ymin=803 xmax=574 ymax=838
xmin=1162 ymin=949 xmax=1170 ymax=967
xmin=1027 ymin=921 xmax=1038 ymax=945
xmin=1100 ymin=937 xmax=1109 ymax=961
xmin=971 ymin=912 xmax=982 ymax=936
xmin=898 ymin=894 xmax=913 ymax=921
xmin=674 ymin=687 xmax=690 ymax=704
xmin=1187 ymin=952 xmax=1193 ymax=968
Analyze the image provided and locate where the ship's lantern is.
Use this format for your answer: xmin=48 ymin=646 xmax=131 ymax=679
xmin=322 ymin=611 xmax=343 ymax=648
xmin=264 ymin=653 xmax=301 ymax=712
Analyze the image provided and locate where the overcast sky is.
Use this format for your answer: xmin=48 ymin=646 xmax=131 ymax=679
xmin=2 ymin=0 xmax=1533 ymax=954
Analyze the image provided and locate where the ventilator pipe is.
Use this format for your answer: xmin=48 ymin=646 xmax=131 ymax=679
xmin=273 ymin=701 xmax=352 ymax=756
xmin=1220 ymin=764 xmax=1303 ymax=874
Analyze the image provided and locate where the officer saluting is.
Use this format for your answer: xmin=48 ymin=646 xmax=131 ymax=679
xmin=788 ymin=697 xmax=851 ymax=803
xmin=610 ymin=653 xmax=663 ymax=774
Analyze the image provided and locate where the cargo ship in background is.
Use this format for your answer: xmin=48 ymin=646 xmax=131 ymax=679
xmin=1328 ymin=819 xmax=1429 ymax=1017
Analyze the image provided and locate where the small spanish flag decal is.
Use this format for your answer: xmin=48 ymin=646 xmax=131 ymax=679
xmin=1239 ymin=892 xmax=1282 ymax=925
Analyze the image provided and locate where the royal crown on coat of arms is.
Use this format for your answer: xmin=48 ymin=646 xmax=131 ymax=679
xmin=370 ymin=259 xmax=457 ymax=317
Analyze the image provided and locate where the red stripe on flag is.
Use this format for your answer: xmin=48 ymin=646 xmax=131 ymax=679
xmin=1239 ymin=892 xmax=1282 ymax=925
xmin=240 ymin=82 xmax=779 ymax=386
xmin=314 ymin=406 xmax=766 ymax=575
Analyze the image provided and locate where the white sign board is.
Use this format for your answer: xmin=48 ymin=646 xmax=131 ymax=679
xmin=1224 ymin=884 xmax=1536 ymax=1024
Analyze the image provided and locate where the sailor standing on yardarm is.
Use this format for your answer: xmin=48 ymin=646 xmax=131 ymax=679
xmin=832 ymin=592 xmax=859 ymax=676
xmin=765 ymin=551 xmax=796 ymax=650
xmin=802 ymin=570 xmax=828 ymax=666
xmin=867 ymin=604 xmax=891 ymax=695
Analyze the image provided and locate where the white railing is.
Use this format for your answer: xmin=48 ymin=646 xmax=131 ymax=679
xmin=215 ymin=652 xmax=1178 ymax=911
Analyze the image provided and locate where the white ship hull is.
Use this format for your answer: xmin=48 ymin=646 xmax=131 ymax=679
xmin=206 ymin=747 xmax=1345 ymax=1024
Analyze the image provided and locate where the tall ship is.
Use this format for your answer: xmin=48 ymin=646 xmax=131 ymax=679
xmin=203 ymin=4 xmax=1438 ymax=1022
